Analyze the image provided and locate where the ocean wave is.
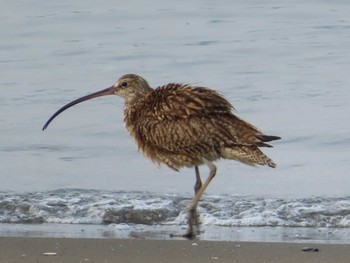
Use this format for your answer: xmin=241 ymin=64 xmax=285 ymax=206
xmin=1 ymin=189 xmax=349 ymax=228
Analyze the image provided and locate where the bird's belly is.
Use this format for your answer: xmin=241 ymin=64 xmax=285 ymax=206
xmin=138 ymin=142 xmax=205 ymax=170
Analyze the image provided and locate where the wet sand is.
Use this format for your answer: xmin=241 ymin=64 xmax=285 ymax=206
xmin=1 ymin=237 xmax=349 ymax=263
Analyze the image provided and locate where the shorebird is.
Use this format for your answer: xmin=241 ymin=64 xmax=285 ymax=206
xmin=43 ymin=74 xmax=280 ymax=238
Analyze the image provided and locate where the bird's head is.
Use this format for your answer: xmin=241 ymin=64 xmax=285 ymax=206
xmin=42 ymin=74 xmax=153 ymax=130
xmin=113 ymin=74 xmax=153 ymax=102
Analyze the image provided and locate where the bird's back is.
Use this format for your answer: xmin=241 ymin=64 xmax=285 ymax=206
xmin=124 ymin=83 xmax=279 ymax=170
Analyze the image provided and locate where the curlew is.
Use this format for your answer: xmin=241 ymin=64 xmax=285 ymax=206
xmin=42 ymin=74 xmax=281 ymax=238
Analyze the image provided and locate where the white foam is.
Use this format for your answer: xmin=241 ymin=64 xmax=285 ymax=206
xmin=1 ymin=190 xmax=350 ymax=228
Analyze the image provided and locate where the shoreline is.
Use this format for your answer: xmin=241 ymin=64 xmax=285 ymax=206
xmin=1 ymin=236 xmax=350 ymax=263
xmin=1 ymin=223 xmax=350 ymax=244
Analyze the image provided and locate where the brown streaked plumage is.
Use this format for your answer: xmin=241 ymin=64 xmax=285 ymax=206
xmin=42 ymin=74 xmax=281 ymax=238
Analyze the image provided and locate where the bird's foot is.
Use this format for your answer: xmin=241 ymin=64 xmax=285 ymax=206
xmin=182 ymin=230 xmax=196 ymax=239
xmin=169 ymin=208 xmax=201 ymax=239
xmin=169 ymin=226 xmax=201 ymax=239
xmin=169 ymin=230 xmax=196 ymax=240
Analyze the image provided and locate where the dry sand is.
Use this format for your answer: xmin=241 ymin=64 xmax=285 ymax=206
xmin=1 ymin=237 xmax=349 ymax=263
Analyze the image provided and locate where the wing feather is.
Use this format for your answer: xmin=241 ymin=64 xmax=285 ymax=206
xmin=127 ymin=83 xmax=280 ymax=169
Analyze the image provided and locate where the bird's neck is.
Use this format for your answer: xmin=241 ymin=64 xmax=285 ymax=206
xmin=123 ymin=95 xmax=148 ymax=126
xmin=123 ymin=99 xmax=145 ymax=147
xmin=123 ymin=87 xmax=154 ymax=137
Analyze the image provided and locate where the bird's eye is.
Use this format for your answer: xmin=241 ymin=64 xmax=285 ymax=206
xmin=121 ymin=81 xmax=128 ymax=87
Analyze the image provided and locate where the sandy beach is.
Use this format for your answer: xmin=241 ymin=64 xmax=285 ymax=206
xmin=1 ymin=237 xmax=349 ymax=263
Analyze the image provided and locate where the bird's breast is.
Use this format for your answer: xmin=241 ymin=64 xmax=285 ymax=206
xmin=124 ymin=105 xmax=152 ymax=149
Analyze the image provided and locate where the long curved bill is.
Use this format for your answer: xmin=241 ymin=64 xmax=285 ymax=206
xmin=42 ymin=86 xmax=116 ymax=131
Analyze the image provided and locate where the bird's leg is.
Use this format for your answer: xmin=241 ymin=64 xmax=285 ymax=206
xmin=189 ymin=166 xmax=202 ymax=236
xmin=184 ymin=161 xmax=217 ymax=239
xmin=194 ymin=166 xmax=202 ymax=194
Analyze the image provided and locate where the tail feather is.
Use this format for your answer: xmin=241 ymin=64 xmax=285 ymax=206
xmin=255 ymin=134 xmax=281 ymax=148
xmin=257 ymin=134 xmax=281 ymax=143
xmin=222 ymin=146 xmax=277 ymax=168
